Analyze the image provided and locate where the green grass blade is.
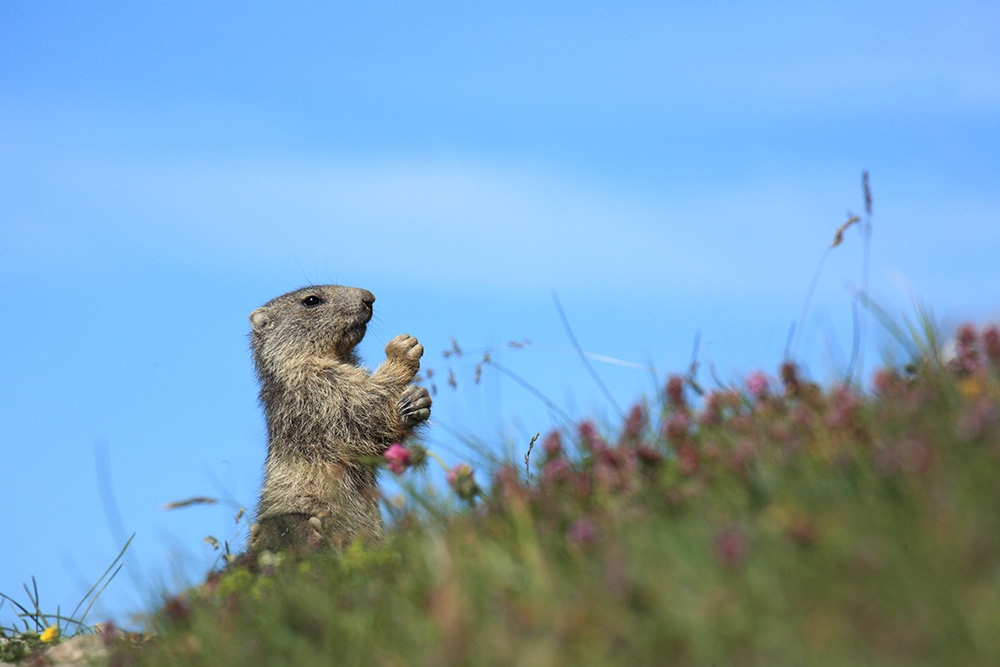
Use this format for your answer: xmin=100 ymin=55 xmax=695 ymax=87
xmin=68 ymin=532 xmax=135 ymax=627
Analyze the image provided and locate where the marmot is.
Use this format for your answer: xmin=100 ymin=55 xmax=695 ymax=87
xmin=244 ymin=284 xmax=431 ymax=556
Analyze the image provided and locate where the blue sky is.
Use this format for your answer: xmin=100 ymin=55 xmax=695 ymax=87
xmin=2 ymin=1 xmax=998 ymax=628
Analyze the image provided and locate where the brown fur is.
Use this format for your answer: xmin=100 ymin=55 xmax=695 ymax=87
xmin=243 ymin=285 xmax=430 ymax=557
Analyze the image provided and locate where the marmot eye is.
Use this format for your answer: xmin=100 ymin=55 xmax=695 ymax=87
xmin=302 ymin=295 xmax=324 ymax=308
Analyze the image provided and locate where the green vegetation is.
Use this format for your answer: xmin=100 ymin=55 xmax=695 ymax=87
xmin=112 ymin=322 xmax=1000 ymax=666
xmin=0 ymin=535 xmax=133 ymax=662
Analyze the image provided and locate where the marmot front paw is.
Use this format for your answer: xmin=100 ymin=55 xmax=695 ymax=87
xmin=398 ymin=385 xmax=432 ymax=427
xmin=385 ymin=334 xmax=423 ymax=373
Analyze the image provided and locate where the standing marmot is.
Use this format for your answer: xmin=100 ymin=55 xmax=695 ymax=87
xmin=245 ymin=284 xmax=431 ymax=556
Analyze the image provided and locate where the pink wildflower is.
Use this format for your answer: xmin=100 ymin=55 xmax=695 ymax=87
xmin=957 ymin=322 xmax=977 ymax=347
xmin=577 ymin=420 xmax=607 ymax=452
xmin=984 ymin=325 xmax=1000 ymax=367
xmin=746 ymin=370 xmax=769 ymax=400
xmin=699 ymin=391 xmax=722 ymax=427
xmin=448 ymin=463 xmax=479 ymax=501
xmin=951 ymin=322 xmax=982 ymax=375
xmin=98 ymin=621 xmax=118 ymax=646
xmin=677 ymin=442 xmax=700 ymax=475
xmin=542 ymin=457 xmax=571 ymax=483
xmin=825 ymin=385 xmax=861 ymax=430
xmin=621 ymin=403 xmax=647 ymax=442
xmin=383 ymin=443 xmax=411 ymax=475
xmin=780 ymin=362 xmax=800 ymax=394
xmin=543 ymin=430 xmax=563 ymax=458
xmin=666 ymin=375 xmax=686 ymax=410
xmin=714 ymin=526 xmax=749 ymax=568
xmin=665 ymin=412 xmax=691 ymax=443
xmin=566 ymin=518 xmax=597 ymax=544
xmin=491 ymin=464 xmax=524 ymax=498
xmin=872 ymin=368 xmax=900 ymax=395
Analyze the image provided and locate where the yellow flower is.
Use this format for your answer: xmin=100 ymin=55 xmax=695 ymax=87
xmin=40 ymin=625 xmax=59 ymax=642
xmin=957 ymin=376 xmax=985 ymax=400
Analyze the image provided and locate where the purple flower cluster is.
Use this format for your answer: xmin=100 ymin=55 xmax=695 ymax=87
xmin=383 ymin=322 xmax=1000 ymax=568
xmin=950 ymin=322 xmax=1000 ymax=376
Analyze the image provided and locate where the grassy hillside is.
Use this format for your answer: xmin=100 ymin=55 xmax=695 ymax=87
xmin=95 ymin=322 xmax=1000 ymax=666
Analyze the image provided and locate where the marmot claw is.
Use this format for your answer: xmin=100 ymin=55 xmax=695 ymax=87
xmin=398 ymin=385 xmax=432 ymax=426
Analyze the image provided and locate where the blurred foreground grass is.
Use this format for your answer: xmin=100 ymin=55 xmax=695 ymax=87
xmin=105 ymin=322 xmax=1000 ymax=666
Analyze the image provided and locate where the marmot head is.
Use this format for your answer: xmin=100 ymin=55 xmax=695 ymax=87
xmin=249 ymin=285 xmax=376 ymax=372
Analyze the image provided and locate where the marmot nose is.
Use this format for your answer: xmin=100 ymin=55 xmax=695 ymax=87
xmin=360 ymin=290 xmax=375 ymax=307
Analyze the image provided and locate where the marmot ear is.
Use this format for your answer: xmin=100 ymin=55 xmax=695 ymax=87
xmin=249 ymin=307 xmax=274 ymax=332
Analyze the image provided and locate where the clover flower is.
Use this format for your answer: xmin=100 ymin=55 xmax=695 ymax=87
xmin=951 ymin=323 xmax=982 ymax=375
xmin=577 ymin=420 xmax=603 ymax=450
xmin=872 ymin=368 xmax=900 ymax=396
xmin=542 ymin=457 xmax=571 ymax=484
xmin=491 ymin=464 xmax=524 ymax=499
xmin=448 ymin=463 xmax=479 ymax=501
xmin=664 ymin=412 xmax=691 ymax=443
xmin=746 ymin=370 xmax=769 ymax=400
xmin=384 ymin=443 xmax=412 ymax=475
xmin=826 ymin=385 xmax=861 ymax=430
xmin=565 ymin=517 xmax=597 ymax=544
xmin=542 ymin=430 xmax=563 ymax=458
xmin=666 ymin=375 xmax=686 ymax=410
xmin=984 ymin=325 xmax=1000 ymax=366
xmin=699 ymin=391 xmax=722 ymax=427
xmin=714 ymin=526 xmax=749 ymax=568
xmin=620 ymin=404 xmax=647 ymax=443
